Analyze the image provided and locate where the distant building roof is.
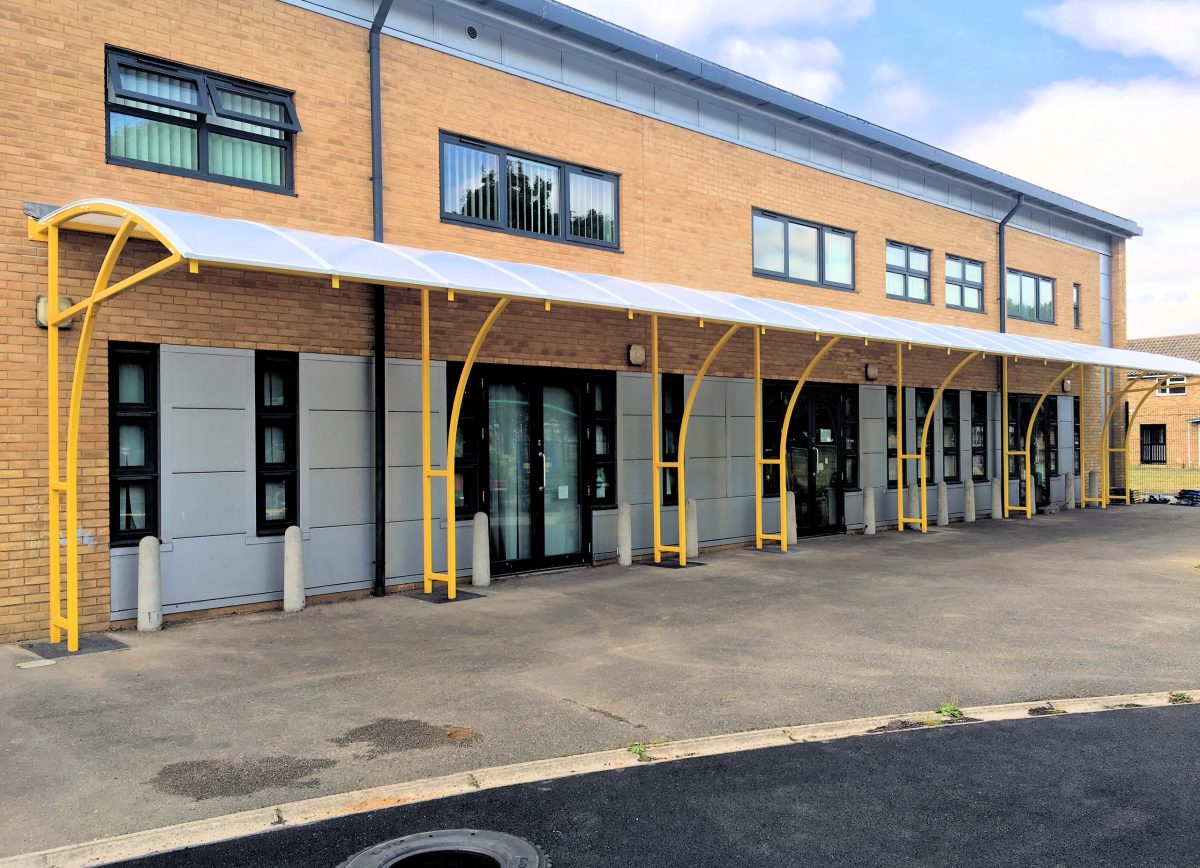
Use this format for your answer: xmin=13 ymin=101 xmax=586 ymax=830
xmin=1127 ymin=334 xmax=1200 ymax=364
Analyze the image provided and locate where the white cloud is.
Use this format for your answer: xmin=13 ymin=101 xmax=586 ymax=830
xmin=715 ymin=37 xmax=844 ymax=104
xmin=950 ymin=77 xmax=1200 ymax=337
xmin=867 ymin=63 xmax=938 ymax=129
xmin=1029 ymin=0 xmax=1200 ymax=76
xmin=557 ymin=0 xmax=873 ymax=49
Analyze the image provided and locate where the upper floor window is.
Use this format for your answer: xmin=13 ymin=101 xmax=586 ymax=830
xmin=885 ymin=241 xmax=930 ymax=303
xmin=440 ymin=133 xmax=618 ymax=249
xmin=945 ymin=254 xmax=985 ymax=312
xmin=1156 ymin=375 xmax=1188 ymax=396
xmin=105 ymin=49 xmax=299 ymax=194
xmin=1006 ymin=269 xmax=1055 ymax=323
xmin=751 ymin=210 xmax=855 ymax=290
xmin=1073 ymin=283 xmax=1081 ymax=329
xmin=110 ymin=343 xmax=159 ymax=546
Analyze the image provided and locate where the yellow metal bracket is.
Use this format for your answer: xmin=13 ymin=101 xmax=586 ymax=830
xmin=421 ymin=290 xmax=508 ymax=599
xmin=39 ymin=203 xmax=184 ymax=651
xmin=756 ymin=335 xmax=843 ymax=551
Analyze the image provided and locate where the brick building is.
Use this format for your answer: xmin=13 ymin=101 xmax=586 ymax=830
xmin=1125 ymin=335 xmax=1200 ymax=493
xmin=4 ymin=0 xmax=1200 ymax=646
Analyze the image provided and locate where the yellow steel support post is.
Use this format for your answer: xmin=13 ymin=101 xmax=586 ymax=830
xmin=428 ymin=296 xmax=508 ymax=600
xmin=1099 ymin=368 xmax=1146 ymax=507
xmin=43 ymin=211 xmax=181 ymax=651
xmin=420 ymin=289 xmax=435 ymax=593
xmin=1079 ymin=364 xmax=1088 ymax=508
xmin=772 ymin=335 xmax=843 ymax=551
xmin=896 ymin=343 xmax=907 ymax=531
xmin=672 ymin=324 xmax=741 ymax=565
xmin=1001 ymin=356 xmax=1010 ymax=518
xmin=1120 ymin=376 xmax=1168 ymax=505
xmin=909 ymin=352 xmax=981 ymax=532
xmin=753 ymin=328 xmax=763 ymax=549
xmin=1004 ymin=362 xmax=1076 ymax=519
xmin=651 ymin=315 xmax=662 ymax=563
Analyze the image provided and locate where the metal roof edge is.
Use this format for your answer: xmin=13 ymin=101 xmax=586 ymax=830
xmin=484 ymin=0 xmax=1143 ymax=239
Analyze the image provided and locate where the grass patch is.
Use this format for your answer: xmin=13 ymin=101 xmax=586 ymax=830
xmin=466 ymin=773 xmax=481 ymax=789
xmin=1168 ymin=691 xmax=1195 ymax=705
xmin=627 ymin=742 xmax=653 ymax=762
xmin=935 ymin=701 xmax=964 ymax=719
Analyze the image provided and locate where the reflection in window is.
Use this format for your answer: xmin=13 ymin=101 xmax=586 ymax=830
xmin=110 ymin=343 xmax=158 ymax=544
xmin=751 ymin=209 xmax=855 ymax=289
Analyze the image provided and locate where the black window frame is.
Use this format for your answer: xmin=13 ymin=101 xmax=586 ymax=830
xmin=439 ymin=131 xmax=620 ymax=250
xmin=660 ymin=373 xmax=684 ymax=507
xmin=750 ymin=209 xmax=856 ymax=291
xmin=945 ymin=254 xmax=986 ymax=313
xmin=105 ymin=48 xmax=299 ymax=195
xmin=1072 ymin=283 xmax=1081 ymax=329
xmin=588 ymin=374 xmax=618 ymax=509
xmin=970 ymin=391 xmax=989 ymax=483
xmin=885 ymin=241 xmax=932 ymax=305
xmin=913 ymin=387 xmax=934 ymax=482
xmin=109 ymin=342 xmax=159 ymax=546
xmin=887 ymin=386 xmax=899 ymax=489
xmin=1005 ymin=268 xmax=1056 ymax=324
xmin=1073 ymin=396 xmax=1081 ymax=476
xmin=255 ymin=351 xmax=299 ymax=537
xmin=942 ymin=390 xmax=961 ymax=483
xmin=1140 ymin=424 xmax=1167 ymax=465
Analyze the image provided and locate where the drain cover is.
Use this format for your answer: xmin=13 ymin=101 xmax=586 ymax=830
xmin=336 ymin=829 xmax=549 ymax=867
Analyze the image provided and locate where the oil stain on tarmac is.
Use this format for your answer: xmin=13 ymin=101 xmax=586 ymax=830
xmin=330 ymin=718 xmax=477 ymax=757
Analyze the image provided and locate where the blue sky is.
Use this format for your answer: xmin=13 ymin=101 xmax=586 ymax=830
xmin=560 ymin=0 xmax=1200 ymax=338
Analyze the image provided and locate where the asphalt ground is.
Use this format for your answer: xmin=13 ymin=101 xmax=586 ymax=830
xmin=115 ymin=704 xmax=1200 ymax=867
xmin=3 ymin=506 xmax=1199 ymax=855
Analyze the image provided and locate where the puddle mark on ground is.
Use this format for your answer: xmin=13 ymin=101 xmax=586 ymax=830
xmin=150 ymin=756 xmax=337 ymax=800
xmin=331 ymin=718 xmax=477 ymax=757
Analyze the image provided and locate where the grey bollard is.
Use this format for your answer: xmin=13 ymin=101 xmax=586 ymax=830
xmin=785 ymin=490 xmax=799 ymax=546
xmin=964 ymin=481 xmax=976 ymax=523
xmin=685 ymin=497 xmax=699 ymax=560
xmin=617 ymin=502 xmax=632 ymax=566
xmin=991 ymin=478 xmax=1004 ymax=519
xmin=936 ymin=481 xmax=949 ymax=526
xmin=1065 ymin=472 xmax=1076 ymax=510
xmin=863 ymin=486 xmax=876 ymax=535
xmin=1087 ymin=469 xmax=1100 ymax=503
xmin=283 ymin=525 xmax=305 ymax=612
xmin=137 ymin=535 xmax=162 ymax=632
xmin=471 ymin=512 xmax=491 ymax=587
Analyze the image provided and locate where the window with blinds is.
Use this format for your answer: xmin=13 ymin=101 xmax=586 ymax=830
xmin=440 ymin=133 xmax=619 ymax=249
xmin=109 ymin=343 xmax=159 ymax=545
xmin=105 ymin=49 xmax=299 ymax=193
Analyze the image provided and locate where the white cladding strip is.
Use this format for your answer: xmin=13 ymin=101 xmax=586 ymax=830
xmin=42 ymin=199 xmax=1200 ymax=378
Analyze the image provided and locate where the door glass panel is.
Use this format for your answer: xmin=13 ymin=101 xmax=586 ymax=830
xmin=542 ymin=384 xmax=582 ymax=558
xmin=488 ymin=383 xmax=532 ymax=562
xmin=812 ymin=390 xmax=840 ymax=528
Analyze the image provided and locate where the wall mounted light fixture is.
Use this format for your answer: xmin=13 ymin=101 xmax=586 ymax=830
xmin=864 ymin=362 xmax=879 ymax=381
xmin=628 ymin=344 xmax=646 ymax=366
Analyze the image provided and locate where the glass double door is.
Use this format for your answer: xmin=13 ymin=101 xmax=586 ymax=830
xmin=485 ymin=373 xmax=588 ymax=573
xmin=1008 ymin=396 xmax=1055 ymax=508
xmin=785 ymin=385 xmax=849 ymax=536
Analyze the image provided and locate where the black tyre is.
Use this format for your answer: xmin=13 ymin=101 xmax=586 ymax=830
xmin=336 ymin=829 xmax=550 ymax=868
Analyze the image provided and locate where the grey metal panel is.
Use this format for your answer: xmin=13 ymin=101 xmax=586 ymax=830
xmin=696 ymin=495 xmax=754 ymax=544
xmin=739 ymin=114 xmax=775 ymax=151
xmin=726 ymin=377 xmax=754 ymax=417
xmin=389 ymin=411 xmax=446 ymax=466
xmin=926 ymin=177 xmax=950 ymax=205
xmin=684 ymin=375 xmax=725 ymax=417
xmin=843 ymin=489 xmax=864 ymax=529
xmin=306 ymin=523 xmax=373 ymax=591
xmin=388 ymin=359 xmax=444 ymax=411
xmin=950 ymin=185 xmax=973 ymax=212
xmin=434 ymin=6 xmax=502 ymax=61
xmin=386 ymin=518 xmax=445 ymax=578
xmin=620 ymin=458 xmax=652 ymax=505
xmin=871 ymin=157 xmax=900 ymax=189
xmin=306 ymin=356 xmax=373 ymax=411
xmin=159 ymin=534 xmax=283 ymax=613
xmin=1050 ymin=475 xmax=1065 ymax=504
xmin=1100 ymin=253 xmax=1114 ymax=347
xmin=729 ymin=455 xmax=756 ymax=497
xmin=592 ymin=508 xmax=618 ymax=557
xmin=686 ymin=456 xmax=727 ymax=500
xmin=861 ymin=452 xmax=886 ymax=493
xmin=899 ymin=166 xmax=925 ymax=195
xmin=617 ymin=371 xmax=650 ymax=415
xmin=619 ymin=413 xmax=652 ymax=460
xmin=165 ymin=347 xmax=249 ymax=408
xmin=699 ymin=101 xmax=739 ymax=139
xmin=860 ymin=384 xmax=886 ymax=419
xmin=387 ymin=465 xmax=440 ymax=520
xmin=777 ymin=128 xmax=811 ymax=161
xmin=686 ymin=415 xmax=727 ymax=460
xmin=656 ymin=87 xmax=699 ymax=125
xmin=171 ymin=472 xmax=245 ymax=538
xmin=309 ymin=410 xmax=372 ymax=469
xmin=562 ymin=51 xmax=616 ymax=98
xmin=842 ymin=147 xmax=871 ymax=180
xmin=616 ymin=72 xmax=655 ymax=110
xmin=503 ymin=31 xmax=563 ymax=81
xmin=728 ymin=416 xmax=755 ymax=458
xmin=389 ymin=0 xmax=434 ymax=39
xmin=170 ymin=409 xmax=246 ymax=472
xmin=309 ymin=467 xmax=373 ymax=527
xmin=811 ymin=137 xmax=841 ymax=170
xmin=110 ymin=549 xmax=139 ymax=618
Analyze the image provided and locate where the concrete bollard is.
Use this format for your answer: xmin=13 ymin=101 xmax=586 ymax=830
xmin=1066 ymin=472 xmax=1076 ymax=510
xmin=991 ymin=478 xmax=1004 ymax=519
xmin=471 ymin=512 xmax=491 ymax=587
xmin=283 ymin=525 xmax=305 ymax=612
xmin=1087 ymin=469 xmax=1100 ymax=503
xmin=936 ymin=481 xmax=949 ymax=526
xmin=685 ymin=497 xmax=699 ymax=560
xmin=964 ymin=481 xmax=976 ymax=523
xmin=785 ymin=490 xmax=798 ymax=547
xmin=617 ymin=502 xmax=632 ymax=566
xmin=863 ymin=486 xmax=876 ymax=535
xmin=137 ymin=535 xmax=162 ymax=632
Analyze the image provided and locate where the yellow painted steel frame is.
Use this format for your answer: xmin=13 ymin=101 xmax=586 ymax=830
xmin=1097 ymin=368 xmax=1147 ymax=507
xmin=651 ymin=318 xmax=741 ymax=565
xmin=42 ymin=203 xmax=184 ymax=651
xmin=905 ymin=351 xmax=982 ymax=533
xmin=1002 ymin=359 xmax=1076 ymax=519
xmin=421 ymin=290 xmax=508 ymax=599
xmin=1117 ymin=375 xmax=1168 ymax=506
xmin=757 ymin=335 xmax=843 ymax=551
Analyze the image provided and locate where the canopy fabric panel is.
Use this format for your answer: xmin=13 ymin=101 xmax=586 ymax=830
xmin=41 ymin=199 xmax=1200 ymax=377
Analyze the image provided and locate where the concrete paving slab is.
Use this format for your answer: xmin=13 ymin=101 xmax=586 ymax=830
xmin=1 ymin=505 xmax=1198 ymax=856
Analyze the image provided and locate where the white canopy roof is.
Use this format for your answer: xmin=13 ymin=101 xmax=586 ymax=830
xmin=42 ymin=199 xmax=1200 ymax=377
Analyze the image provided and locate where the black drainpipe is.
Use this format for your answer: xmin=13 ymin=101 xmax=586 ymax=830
xmin=369 ymin=0 xmax=395 ymax=597
xmin=997 ymin=193 xmax=1024 ymax=335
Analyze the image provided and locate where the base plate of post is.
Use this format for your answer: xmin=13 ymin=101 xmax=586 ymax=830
xmin=403 ymin=588 xmax=485 ymax=604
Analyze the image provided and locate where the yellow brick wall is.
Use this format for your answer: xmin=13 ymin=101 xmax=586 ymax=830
xmin=0 ymin=0 xmax=1121 ymax=641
